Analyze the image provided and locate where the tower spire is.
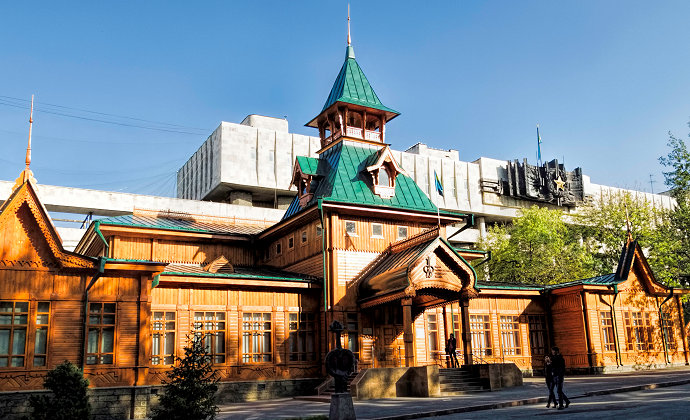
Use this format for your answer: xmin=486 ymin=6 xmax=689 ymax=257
xmin=26 ymin=95 xmax=34 ymax=169
xmin=12 ymin=95 xmax=38 ymax=192
xmin=347 ymin=4 xmax=351 ymax=46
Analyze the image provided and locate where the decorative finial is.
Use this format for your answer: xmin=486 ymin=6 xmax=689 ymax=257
xmin=26 ymin=95 xmax=34 ymax=169
xmin=347 ymin=4 xmax=351 ymax=46
xmin=624 ymin=200 xmax=632 ymax=241
xmin=11 ymin=95 xmax=38 ymax=192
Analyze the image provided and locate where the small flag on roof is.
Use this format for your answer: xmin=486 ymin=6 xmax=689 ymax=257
xmin=434 ymin=170 xmax=444 ymax=197
xmin=537 ymin=124 xmax=543 ymax=165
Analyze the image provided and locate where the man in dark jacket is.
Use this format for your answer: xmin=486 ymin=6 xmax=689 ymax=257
xmin=446 ymin=334 xmax=459 ymax=368
xmin=551 ymin=347 xmax=570 ymax=409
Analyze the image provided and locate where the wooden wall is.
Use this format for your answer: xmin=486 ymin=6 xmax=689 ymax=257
xmin=148 ymin=285 xmax=322 ymax=382
xmin=110 ymin=236 xmax=254 ymax=266
xmin=264 ymin=220 xmax=323 ymax=270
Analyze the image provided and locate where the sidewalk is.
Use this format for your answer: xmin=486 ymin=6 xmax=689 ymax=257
xmin=217 ymin=366 xmax=690 ymax=419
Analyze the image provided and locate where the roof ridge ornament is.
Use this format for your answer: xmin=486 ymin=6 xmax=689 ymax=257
xmin=12 ymin=94 xmax=38 ymax=192
xmin=347 ymin=3 xmax=351 ymax=46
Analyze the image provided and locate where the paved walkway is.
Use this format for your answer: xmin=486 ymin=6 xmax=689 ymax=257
xmin=217 ymin=366 xmax=690 ymax=419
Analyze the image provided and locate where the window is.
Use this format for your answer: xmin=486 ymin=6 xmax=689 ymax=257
xmin=288 ymin=313 xmax=316 ymax=361
xmin=644 ymin=312 xmax=653 ymax=351
xmin=624 ymin=311 xmax=649 ymax=351
xmin=33 ymin=302 xmax=50 ymax=367
xmin=276 ymin=242 xmax=282 ymax=256
xmin=0 ymin=301 xmax=28 ymax=367
xmin=242 ymin=313 xmax=272 ymax=363
xmin=500 ymin=316 xmax=521 ymax=356
xmin=193 ymin=312 xmax=225 ymax=363
xmin=288 ymin=236 xmax=294 ymax=249
xmin=345 ymin=221 xmax=357 ymax=236
xmin=346 ymin=313 xmax=359 ymax=356
xmin=378 ymin=167 xmax=391 ymax=187
xmin=527 ymin=315 xmax=546 ymax=355
xmin=316 ymin=224 xmax=323 ymax=237
xmin=87 ymin=303 xmax=116 ymax=365
xmin=470 ymin=315 xmax=492 ymax=356
xmin=662 ymin=310 xmax=677 ymax=350
xmin=301 ymin=230 xmax=308 ymax=244
xmin=371 ymin=223 xmax=383 ymax=238
xmin=397 ymin=226 xmax=408 ymax=240
xmin=152 ymin=311 xmax=175 ymax=365
xmin=600 ymin=311 xmax=615 ymax=352
xmin=427 ymin=314 xmax=438 ymax=353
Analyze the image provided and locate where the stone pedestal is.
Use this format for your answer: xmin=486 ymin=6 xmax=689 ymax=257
xmin=329 ymin=392 xmax=356 ymax=420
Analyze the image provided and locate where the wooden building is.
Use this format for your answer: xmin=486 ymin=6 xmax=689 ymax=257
xmin=1 ymin=39 xmax=688 ymax=397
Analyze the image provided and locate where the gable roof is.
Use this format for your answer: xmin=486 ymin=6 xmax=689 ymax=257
xmin=295 ymin=156 xmax=321 ymax=176
xmin=358 ymin=228 xmax=478 ymax=304
xmin=93 ymin=214 xmax=265 ymax=236
xmin=0 ymin=179 xmax=95 ymax=270
xmin=282 ymin=141 xmax=456 ymax=220
xmin=307 ymin=46 xmax=399 ymax=127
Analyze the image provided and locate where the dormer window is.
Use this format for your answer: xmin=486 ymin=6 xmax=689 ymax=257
xmin=291 ymin=157 xmax=321 ymax=207
xmin=366 ymin=146 xmax=406 ymax=199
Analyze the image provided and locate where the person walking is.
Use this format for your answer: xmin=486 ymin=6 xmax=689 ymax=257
xmin=551 ymin=346 xmax=570 ymax=410
xmin=446 ymin=333 xmax=459 ymax=368
xmin=544 ymin=354 xmax=556 ymax=408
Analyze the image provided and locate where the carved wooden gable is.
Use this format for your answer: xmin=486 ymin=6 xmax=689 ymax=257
xmin=408 ymin=239 xmax=477 ymax=297
xmin=0 ymin=181 xmax=94 ymax=270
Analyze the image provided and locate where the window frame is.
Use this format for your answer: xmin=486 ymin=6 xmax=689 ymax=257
xmin=316 ymin=224 xmax=323 ymax=237
xmin=242 ymin=312 xmax=273 ymax=363
xmin=301 ymin=230 xmax=308 ymax=245
xmin=288 ymin=312 xmax=316 ymax=362
xmin=662 ymin=309 xmax=677 ymax=350
xmin=288 ymin=235 xmax=295 ymax=250
xmin=397 ymin=226 xmax=408 ymax=240
xmin=275 ymin=241 xmax=282 ymax=256
xmin=527 ymin=314 xmax=546 ymax=356
xmin=193 ymin=311 xmax=226 ymax=364
xmin=600 ymin=311 xmax=616 ymax=352
xmin=499 ymin=315 xmax=521 ymax=356
xmin=151 ymin=311 xmax=176 ymax=366
xmin=427 ymin=313 xmax=439 ymax=354
xmin=345 ymin=220 xmax=357 ymax=236
xmin=33 ymin=302 xmax=51 ymax=368
xmin=86 ymin=302 xmax=116 ymax=365
xmin=371 ymin=223 xmax=384 ymax=239
xmin=470 ymin=314 xmax=492 ymax=357
xmin=0 ymin=301 xmax=29 ymax=368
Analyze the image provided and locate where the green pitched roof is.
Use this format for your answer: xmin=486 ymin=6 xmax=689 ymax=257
xmin=283 ymin=141 xmax=459 ymax=220
xmin=319 ymin=46 xmax=399 ymax=116
xmin=296 ymin=156 xmax=321 ymax=176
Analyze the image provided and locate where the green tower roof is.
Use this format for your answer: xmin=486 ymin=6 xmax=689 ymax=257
xmin=306 ymin=46 xmax=399 ymax=127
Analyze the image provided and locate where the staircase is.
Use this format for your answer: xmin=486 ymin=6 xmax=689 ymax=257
xmin=439 ymin=367 xmax=487 ymax=395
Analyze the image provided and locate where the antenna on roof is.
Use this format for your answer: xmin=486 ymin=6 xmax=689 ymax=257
xmin=347 ymin=3 xmax=351 ymax=46
xmin=26 ymin=94 xmax=34 ymax=170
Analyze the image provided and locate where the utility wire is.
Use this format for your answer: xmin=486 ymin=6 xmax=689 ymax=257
xmin=0 ymin=94 xmax=208 ymax=131
xmin=0 ymin=99 xmax=208 ymax=136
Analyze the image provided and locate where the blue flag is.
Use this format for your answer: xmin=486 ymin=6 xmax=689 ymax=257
xmin=434 ymin=170 xmax=444 ymax=197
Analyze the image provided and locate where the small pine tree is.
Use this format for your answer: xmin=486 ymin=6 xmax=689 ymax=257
xmin=152 ymin=334 xmax=219 ymax=420
xmin=28 ymin=361 xmax=91 ymax=420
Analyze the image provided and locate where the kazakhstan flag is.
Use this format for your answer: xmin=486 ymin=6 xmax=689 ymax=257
xmin=434 ymin=170 xmax=444 ymax=197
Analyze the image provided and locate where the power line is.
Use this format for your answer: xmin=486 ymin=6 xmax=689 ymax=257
xmin=0 ymin=99 xmax=209 ymax=136
xmin=0 ymin=95 xmax=209 ymax=132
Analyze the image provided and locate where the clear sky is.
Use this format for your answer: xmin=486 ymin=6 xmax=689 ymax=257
xmin=1 ymin=1 xmax=690 ymax=197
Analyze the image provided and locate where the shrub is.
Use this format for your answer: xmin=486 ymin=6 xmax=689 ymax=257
xmin=28 ymin=361 xmax=90 ymax=420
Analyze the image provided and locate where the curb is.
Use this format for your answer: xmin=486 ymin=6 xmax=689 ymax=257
xmin=368 ymin=378 xmax=690 ymax=420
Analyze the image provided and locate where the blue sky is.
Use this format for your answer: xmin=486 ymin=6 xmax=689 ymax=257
xmin=1 ymin=1 xmax=690 ymax=196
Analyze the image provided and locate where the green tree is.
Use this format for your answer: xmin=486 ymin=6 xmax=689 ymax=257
xmin=571 ymin=190 xmax=673 ymax=282
xmin=659 ymin=131 xmax=690 ymax=287
xmin=152 ymin=334 xmax=219 ymax=420
xmin=28 ymin=361 xmax=91 ymax=420
xmin=479 ymin=206 xmax=595 ymax=284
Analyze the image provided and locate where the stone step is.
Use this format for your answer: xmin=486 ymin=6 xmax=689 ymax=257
xmin=293 ymin=395 xmax=332 ymax=403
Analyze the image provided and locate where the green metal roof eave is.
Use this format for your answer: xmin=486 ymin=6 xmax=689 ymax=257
xmin=160 ymin=271 xmax=318 ymax=283
xmin=454 ymin=248 xmax=487 ymax=255
xmin=98 ymin=218 xmax=253 ymax=237
xmin=321 ymin=197 xmax=465 ymax=218
xmin=474 ymin=282 xmax=544 ymax=291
